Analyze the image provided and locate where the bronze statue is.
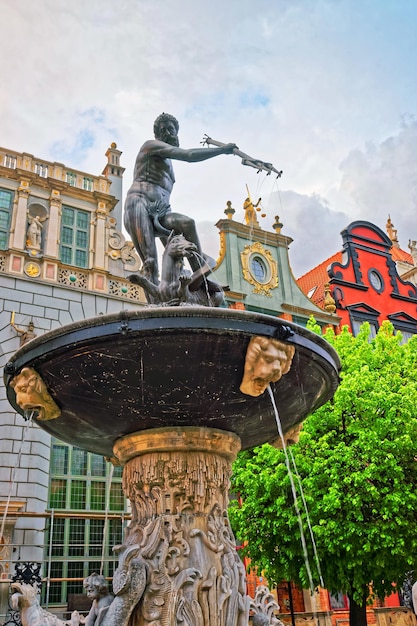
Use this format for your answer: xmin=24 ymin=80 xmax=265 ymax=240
xmin=240 ymin=336 xmax=295 ymax=397
xmin=129 ymin=232 xmax=224 ymax=306
xmin=124 ymin=113 xmax=237 ymax=291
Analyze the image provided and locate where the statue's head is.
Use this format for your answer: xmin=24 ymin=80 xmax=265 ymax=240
xmin=83 ymin=573 xmax=109 ymax=599
xmin=240 ymin=336 xmax=295 ymax=397
xmin=154 ymin=112 xmax=179 ymax=146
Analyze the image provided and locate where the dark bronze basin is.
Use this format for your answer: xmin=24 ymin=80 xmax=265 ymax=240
xmin=4 ymin=307 xmax=340 ymax=457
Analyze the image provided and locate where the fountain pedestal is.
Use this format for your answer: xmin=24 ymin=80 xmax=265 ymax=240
xmin=114 ymin=427 xmax=247 ymax=626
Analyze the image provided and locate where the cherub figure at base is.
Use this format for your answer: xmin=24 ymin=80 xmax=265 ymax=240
xmin=83 ymin=573 xmax=114 ymax=626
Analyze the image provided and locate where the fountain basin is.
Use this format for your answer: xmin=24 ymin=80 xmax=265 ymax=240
xmin=4 ymin=307 xmax=340 ymax=457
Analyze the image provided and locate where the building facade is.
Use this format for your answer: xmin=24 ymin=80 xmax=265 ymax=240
xmin=0 ymin=144 xmax=146 ymax=619
xmin=213 ymin=198 xmax=339 ymax=328
xmin=297 ymin=219 xmax=417 ymax=339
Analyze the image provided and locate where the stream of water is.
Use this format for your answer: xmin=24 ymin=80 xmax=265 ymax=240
xmin=0 ymin=413 xmax=35 ymax=543
xmin=100 ymin=462 xmax=114 ymax=576
xmin=267 ymin=386 xmax=320 ymax=613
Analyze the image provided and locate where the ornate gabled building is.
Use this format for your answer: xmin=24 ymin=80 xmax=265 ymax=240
xmin=297 ymin=218 xmax=417 ymax=340
xmin=0 ymin=144 xmax=147 ymax=618
xmin=212 ymin=198 xmax=340 ymax=327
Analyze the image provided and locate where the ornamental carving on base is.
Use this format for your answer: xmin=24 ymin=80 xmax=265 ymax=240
xmin=113 ymin=428 xmax=249 ymax=626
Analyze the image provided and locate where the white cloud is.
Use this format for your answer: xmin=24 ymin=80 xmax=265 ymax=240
xmin=1 ymin=0 xmax=417 ymax=278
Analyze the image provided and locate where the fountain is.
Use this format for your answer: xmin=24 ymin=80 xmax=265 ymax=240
xmin=3 ymin=115 xmax=341 ymax=626
xmin=4 ymin=305 xmax=340 ymax=626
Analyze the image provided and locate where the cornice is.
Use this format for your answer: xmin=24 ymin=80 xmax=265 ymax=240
xmin=215 ymin=218 xmax=293 ymax=247
xmin=223 ymin=290 xmax=247 ymax=300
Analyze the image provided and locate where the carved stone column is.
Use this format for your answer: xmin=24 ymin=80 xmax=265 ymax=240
xmin=11 ymin=185 xmax=30 ymax=250
xmin=113 ymin=426 xmax=249 ymax=626
xmin=45 ymin=191 xmax=61 ymax=258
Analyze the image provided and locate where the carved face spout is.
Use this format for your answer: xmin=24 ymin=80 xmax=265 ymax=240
xmin=10 ymin=367 xmax=61 ymax=421
xmin=240 ymin=336 xmax=295 ymax=397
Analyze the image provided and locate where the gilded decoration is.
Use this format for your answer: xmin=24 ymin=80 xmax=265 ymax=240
xmin=107 ymin=217 xmax=141 ymax=271
xmin=215 ymin=230 xmax=227 ymax=268
xmin=24 ymin=262 xmax=41 ymax=278
xmin=240 ymin=242 xmax=278 ymax=296
xmin=10 ymin=367 xmax=61 ymax=421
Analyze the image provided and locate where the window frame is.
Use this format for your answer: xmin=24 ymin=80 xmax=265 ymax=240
xmin=45 ymin=440 xmax=127 ymax=605
xmin=59 ymin=206 xmax=90 ymax=269
xmin=0 ymin=188 xmax=14 ymax=250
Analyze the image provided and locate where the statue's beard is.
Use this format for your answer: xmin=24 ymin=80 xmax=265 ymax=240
xmin=158 ymin=130 xmax=179 ymax=147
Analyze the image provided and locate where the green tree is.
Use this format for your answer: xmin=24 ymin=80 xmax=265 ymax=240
xmin=230 ymin=322 xmax=417 ymax=626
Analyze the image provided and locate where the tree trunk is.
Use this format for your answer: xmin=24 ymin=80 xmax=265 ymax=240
xmin=348 ymin=588 xmax=368 ymax=626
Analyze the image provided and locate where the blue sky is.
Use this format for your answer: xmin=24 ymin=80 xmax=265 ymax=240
xmin=1 ymin=0 xmax=417 ymax=275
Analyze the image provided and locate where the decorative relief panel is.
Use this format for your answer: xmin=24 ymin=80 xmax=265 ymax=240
xmin=108 ymin=279 xmax=143 ymax=301
xmin=57 ymin=268 xmax=88 ymax=289
xmin=107 ymin=218 xmax=141 ymax=271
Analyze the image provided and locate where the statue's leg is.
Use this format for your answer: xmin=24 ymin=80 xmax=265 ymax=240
xmin=162 ymin=213 xmax=203 ymax=267
xmin=162 ymin=213 xmax=219 ymax=291
xmin=124 ymin=196 xmax=159 ymax=284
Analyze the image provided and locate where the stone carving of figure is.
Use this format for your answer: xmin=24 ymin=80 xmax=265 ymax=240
xmin=27 ymin=215 xmax=44 ymax=249
xmin=123 ymin=112 xmax=237 ymax=289
xmin=409 ymin=240 xmax=417 ymax=265
xmin=240 ymin=336 xmax=295 ymax=397
xmin=83 ymin=573 xmax=114 ymax=626
xmin=412 ymin=580 xmax=417 ymax=615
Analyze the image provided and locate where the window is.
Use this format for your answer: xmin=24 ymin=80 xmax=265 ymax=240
xmin=368 ymin=269 xmax=384 ymax=293
xmin=45 ymin=440 xmax=127 ymax=605
xmin=347 ymin=304 xmax=379 ymax=338
xmin=4 ymin=154 xmax=16 ymax=168
xmin=35 ymin=163 xmax=48 ymax=178
xmin=66 ymin=171 xmax=77 ymax=186
xmin=351 ymin=319 xmax=378 ymax=339
xmin=328 ymin=591 xmax=349 ymax=610
xmin=60 ymin=206 xmax=90 ymax=268
xmin=251 ymin=256 xmax=267 ymax=282
xmin=83 ymin=177 xmax=93 ymax=191
xmin=0 ymin=188 xmax=13 ymax=250
xmin=388 ymin=313 xmax=417 ymax=344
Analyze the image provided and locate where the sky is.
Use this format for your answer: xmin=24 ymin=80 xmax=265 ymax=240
xmin=1 ymin=0 xmax=417 ymax=277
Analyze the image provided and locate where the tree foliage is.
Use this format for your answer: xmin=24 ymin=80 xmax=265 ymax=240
xmin=230 ymin=322 xmax=417 ymax=608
